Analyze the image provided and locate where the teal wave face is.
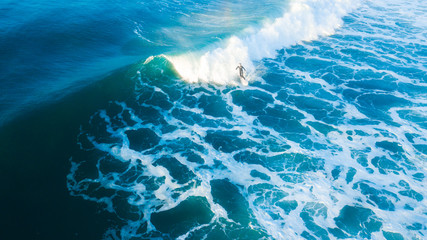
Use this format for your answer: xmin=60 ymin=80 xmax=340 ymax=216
xmin=0 ymin=0 xmax=287 ymax=126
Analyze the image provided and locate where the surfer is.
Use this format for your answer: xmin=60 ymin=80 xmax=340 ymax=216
xmin=236 ymin=63 xmax=246 ymax=80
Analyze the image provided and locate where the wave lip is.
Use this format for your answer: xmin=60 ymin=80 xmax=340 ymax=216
xmin=167 ymin=0 xmax=359 ymax=85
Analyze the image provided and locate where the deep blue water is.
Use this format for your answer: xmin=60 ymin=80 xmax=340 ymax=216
xmin=1 ymin=0 xmax=426 ymax=239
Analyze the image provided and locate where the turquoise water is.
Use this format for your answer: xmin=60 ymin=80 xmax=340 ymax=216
xmin=1 ymin=0 xmax=426 ymax=239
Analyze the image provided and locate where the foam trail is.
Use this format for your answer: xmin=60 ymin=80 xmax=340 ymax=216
xmin=167 ymin=0 xmax=359 ymax=85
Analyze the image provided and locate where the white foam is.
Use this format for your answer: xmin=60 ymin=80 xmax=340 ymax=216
xmin=167 ymin=0 xmax=359 ymax=85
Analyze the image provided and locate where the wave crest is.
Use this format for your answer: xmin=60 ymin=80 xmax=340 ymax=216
xmin=167 ymin=0 xmax=359 ymax=85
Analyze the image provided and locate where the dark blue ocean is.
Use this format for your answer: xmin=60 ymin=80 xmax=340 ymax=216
xmin=1 ymin=0 xmax=426 ymax=239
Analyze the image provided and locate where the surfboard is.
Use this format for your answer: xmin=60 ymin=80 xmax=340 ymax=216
xmin=240 ymin=76 xmax=248 ymax=86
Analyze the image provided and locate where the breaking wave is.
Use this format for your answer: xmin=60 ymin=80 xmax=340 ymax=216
xmin=167 ymin=0 xmax=359 ymax=85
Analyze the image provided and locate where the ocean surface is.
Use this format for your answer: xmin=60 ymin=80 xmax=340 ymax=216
xmin=0 ymin=0 xmax=426 ymax=239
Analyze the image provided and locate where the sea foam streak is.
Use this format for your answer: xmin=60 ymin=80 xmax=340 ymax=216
xmin=167 ymin=0 xmax=359 ymax=85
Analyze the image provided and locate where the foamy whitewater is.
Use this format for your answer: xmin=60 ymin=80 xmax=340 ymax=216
xmin=167 ymin=0 xmax=359 ymax=85
xmin=66 ymin=0 xmax=426 ymax=239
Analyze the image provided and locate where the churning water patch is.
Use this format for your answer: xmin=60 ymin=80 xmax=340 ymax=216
xmin=68 ymin=0 xmax=426 ymax=239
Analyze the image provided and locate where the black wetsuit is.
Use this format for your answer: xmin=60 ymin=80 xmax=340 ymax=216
xmin=236 ymin=65 xmax=246 ymax=79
